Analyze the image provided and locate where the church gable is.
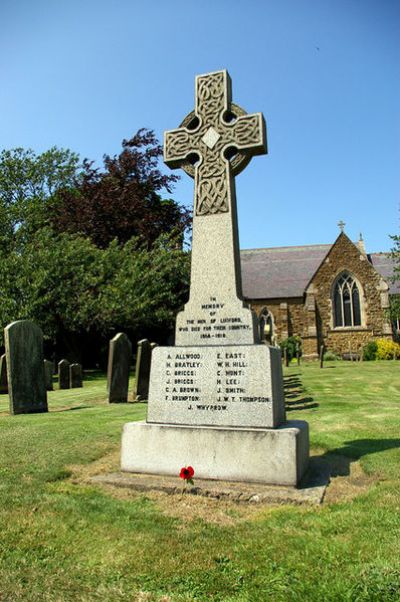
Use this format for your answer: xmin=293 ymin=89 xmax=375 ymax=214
xmin=305 ymin=232 xmax=391 ymax=353
xmin=306 ymin=232 xmax=387 ymax=294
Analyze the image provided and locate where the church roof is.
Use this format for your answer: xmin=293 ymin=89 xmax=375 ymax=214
xmin=369 ymin=253 xmax=399 ymax=295
xmin=241 ymin=244 xmax=398 ymax=299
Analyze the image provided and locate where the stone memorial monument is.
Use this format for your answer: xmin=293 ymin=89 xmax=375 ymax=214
xmin=107 ymin=333 xmax=132 ymax=403
xmin=121 ymin=70 xmax=309 ymax=485
xmin=0 ymin=354 xmax=8 ymax=394
xmin=58 ymin=359 xmax=70 ymax=389
xmin=5 ymin=320 xmax=48 ymax=415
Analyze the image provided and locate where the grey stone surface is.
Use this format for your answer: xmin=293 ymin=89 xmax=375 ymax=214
xmin=58 ymin=359 xmax=70 ymax=389
xmin=165 ymin=71 xmax=266 ymax=347
xmin=0 ymin=354 xmax=8 ymax=394
xmin=4 ymin=320 xmax=48 ymax=415
xmin=91 ymin=456 xmax=329 ymax=505
xmin=107 ymin=333 xmax=132 ymax=403
xmin=134 ymin=339 xmax=152 ymax=401
xmin=121 ymin=70 xmax=310 ymax=486
xmin=121 ymin=420 xmax=309 ymax=486
xmin=70 ymin=363 xmax=83 ymax=388
xmin=43 ymin=359 xmax=54 ymax=391
xmin=148 ymin=344 xmax=285 ymax=428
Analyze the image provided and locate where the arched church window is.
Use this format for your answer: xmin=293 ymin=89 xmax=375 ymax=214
xmin=333 ymin=272 xmax=362 ymax=327
xmin=259 ymin=308 xmax=274 ymax=344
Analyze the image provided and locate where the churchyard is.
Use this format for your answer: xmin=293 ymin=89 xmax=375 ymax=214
xmin=0 ymin=69 xmax=399 ymax=602
xmin=0 ymin=361 xmax=398 ymax=601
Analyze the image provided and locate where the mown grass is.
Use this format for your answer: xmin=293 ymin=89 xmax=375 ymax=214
xmin=0 ymin=362 xmax=399 ymax=601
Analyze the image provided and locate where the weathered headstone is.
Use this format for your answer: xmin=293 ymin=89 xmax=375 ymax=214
xmin=0 ymin=354 xmax=8 ymax=393
xmin=44 ymin=359 xmax=54 ymax=391
xmin=134 ymin=339 xmax=152 ymax=401
xmin=4 ymin=320 xmax=48 ymax=414
xmin=58 ymin=359 xmax=70 ymax=389
xmin=70 ymin=363 xmax=83 ymax=388
xmin=107 ymin=333 xmax=132 ymax=403
xmin=121 ymin=70 xmax=309 ymax=485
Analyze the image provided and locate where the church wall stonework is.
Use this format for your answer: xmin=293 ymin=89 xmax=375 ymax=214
xmin=250 ymin=299 xmax=317 ymax=353
xmin=251 ymin=299 xmax=296 ymax=340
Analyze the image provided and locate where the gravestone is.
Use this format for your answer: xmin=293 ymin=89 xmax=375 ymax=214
xmin=134 ymin=339 xmax=152 ymax=401
xmin=44 ymin=359 xmax=54 ymax=391
xmin=58 ymin=359 xmax=70 ymax=389
xmin=121 ymin=70 xmax=309 ymax=485
xmin=4 ymin=320 xmax=48 ymax=415
xmin=107 ymin=333 xmax=132 ymax=403
xmin=0 ymin=354 xmax=8 ymax=393
xmin=70 ymin=363 xmax=83 ymax=388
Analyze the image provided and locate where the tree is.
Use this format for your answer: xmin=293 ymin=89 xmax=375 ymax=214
xmin=0 ymin=135 xmax=191 ymax=363
xmin=0 ymin=228 xmax=190 ymax=361
xmin=0 ymin=147 xmax=80 ymax=251
xmin=50 ymin=129 xmax=191 ymax=249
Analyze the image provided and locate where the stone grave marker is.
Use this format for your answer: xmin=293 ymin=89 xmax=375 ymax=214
xmin=107 ymin=333 xmax=132 ymax=403
xmin=4 ymin=320 xmax=48 ymax=414
xmin=0 ymin=354 xmax=8 ymax=393
xmin=134 ymin=339 xmax=152 ymax=401
xmin=121 ymin=70 xmax=309 ymax=485
xmin=58 ymin=359 xmax=70 ymax=389
xmin=70 ymin=363 xmax=83 ymax=388
xmin=44 ymin=359 xmax=54 ymax=391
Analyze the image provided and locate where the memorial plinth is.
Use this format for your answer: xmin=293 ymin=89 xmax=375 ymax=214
xmin=121 ymin=70 xmax=309 ymax=486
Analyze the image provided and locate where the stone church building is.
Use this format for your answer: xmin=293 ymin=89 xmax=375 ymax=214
xmin=241 ymin=229 xmax=396 ymax=358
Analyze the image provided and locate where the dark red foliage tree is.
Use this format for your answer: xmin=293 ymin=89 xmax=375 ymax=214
xmin=50 ymin=129 xmax=191 ymax=248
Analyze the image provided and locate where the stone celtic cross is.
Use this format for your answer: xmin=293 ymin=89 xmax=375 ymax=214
xmin=164 ymin=71 xmax=267 ymax=346
xmin=164 ymin=70 xmax=266 ymax=216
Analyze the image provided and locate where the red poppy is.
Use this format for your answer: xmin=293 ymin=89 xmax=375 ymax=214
xmin=179 ymin=466 xmax=195 ymax=480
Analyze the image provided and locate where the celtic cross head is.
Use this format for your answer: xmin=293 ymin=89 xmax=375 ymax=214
xmin=164 ymin=70 xmax=267 ymax=216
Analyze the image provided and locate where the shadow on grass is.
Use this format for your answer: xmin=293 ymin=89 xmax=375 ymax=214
xmin=80 ymin=370 xmax=107 ymax=382
xmin=284 ymin=374 xmax=319 ymax=412
xmin=52 ymin=405 xmax=93 ymax=412
xmin=319 ymin=439 xmax=400 ymax=477
xmin=302 ymin=438 xmax=400 ymax=489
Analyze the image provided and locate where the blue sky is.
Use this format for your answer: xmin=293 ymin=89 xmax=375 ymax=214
xmin=1 ymin=0 xmax=399 ymax=252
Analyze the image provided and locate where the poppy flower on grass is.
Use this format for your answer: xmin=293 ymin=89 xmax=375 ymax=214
xmin=179 ymin=466 xmax=195 ymax=486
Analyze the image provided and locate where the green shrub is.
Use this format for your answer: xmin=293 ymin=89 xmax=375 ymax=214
xmin=280 ymin=336 xmax=301 ymax=361
xmin=323 ymin=350 xmax=340 ymax=361
xmin=363 ymin=341 xmax=378 ymax=361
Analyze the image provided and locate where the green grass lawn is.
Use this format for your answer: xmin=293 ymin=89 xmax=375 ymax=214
xmin=0 ymin=362 xmax=399 ymax=601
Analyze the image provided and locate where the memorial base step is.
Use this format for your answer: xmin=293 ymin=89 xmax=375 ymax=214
xmin=121 ymin=420 xmax=309 ymax=486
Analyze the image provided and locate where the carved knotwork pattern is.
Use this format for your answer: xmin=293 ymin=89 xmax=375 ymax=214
xmin=196 ymin=72 xmax=226 ymax=125
xmin=165 ymin=130 xmax=191 ymax=159
xmin=233 ymin=114 xmax=262 ymax=147
xmin=198 ymin=174 xmax=228 ymax=215
xmin=164 ymin=71 xmax=265 ymax=216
